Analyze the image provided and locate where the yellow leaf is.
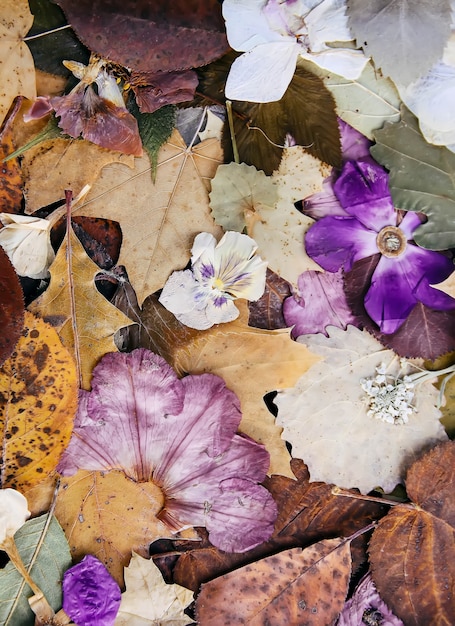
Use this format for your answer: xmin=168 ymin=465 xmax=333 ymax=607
xmin=28 ymin=225 xmax=134 ymax=389
xmin=73 ymin=130 xmax=223 ymax=304
xmin=55 ymin=470 xmax=172 ymax=587
xmin=0 ymin=0 xmax=36 ymax=126
xmin=0 ymin=312 xmax=77 ymax=490
xmin=23 ymin=138 xmax=134 ymax=213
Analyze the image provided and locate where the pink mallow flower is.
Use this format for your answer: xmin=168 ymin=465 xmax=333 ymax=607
xmin=57 ymin=349 xmax=277 ymax=553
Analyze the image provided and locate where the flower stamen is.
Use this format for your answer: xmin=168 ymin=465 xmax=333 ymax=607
xmin=376 ymin=225 xmax=407 ymax=257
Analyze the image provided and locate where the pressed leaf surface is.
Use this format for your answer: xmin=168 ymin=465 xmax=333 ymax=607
xmin=0 ymin=311 xmax=77 ymax=490
xmin=0 ymin=245 xmax=24 ymax=366
xmin=196 ymin=538 xmax=351 ymax=625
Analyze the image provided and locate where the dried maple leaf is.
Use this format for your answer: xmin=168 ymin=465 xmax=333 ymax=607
xmin=28 ymin=223 xmax=134 ymax=389
xmin=275 ymin=325 xmax=448 ymax=492
xmin=0 ymin=311 xmax=77 ymax=490
xmin=369 ymin=440 xmax=455 ymax=625
xmin=0 ymin=0 xmax=36 ymax=126
xmin=73 ymin=129 xmax=223 ymax=304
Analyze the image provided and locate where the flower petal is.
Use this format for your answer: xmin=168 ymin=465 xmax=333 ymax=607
xmin=0 ymin=489 xmax=30 ymax=545
xmin=302 ymin=48 xmax=369 ymax=80
xmin=398 ymin=210 xmax=424 ymax=239
xmin=306 ymin=0 xmax=355 ymax=52
xmin=305 ymin=215 xmax=378 ymax=272
xmin=222 ymin=0 xmax=285 ymax=51
xmin=302 ymin=176 xmax=348 ymax=219
xmin=339 ymin=118 xmax=372 ymax=160
xmin=225 ymin=41 xmax=300 ymax=102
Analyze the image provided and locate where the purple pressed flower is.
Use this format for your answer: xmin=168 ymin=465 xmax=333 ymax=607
xmin=304 ymin=155 xmax=455 ymax=334
xmin=57 ymin=349 xmax=277 ymax=553
xmin=62 ymin=555 xmax=121 ymax=626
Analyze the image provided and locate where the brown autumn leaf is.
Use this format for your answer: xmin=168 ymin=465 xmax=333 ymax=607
xmin=54 ymin=469 xmax=171 ymax=587
xmin=73 ymin=129 xmax=223 ymax=305
xmin=0 ymin=311 xmax=77 ymax=490
xmin=0 ymin=245 xmax=24 ymax=366
xmin=28 ymin=223 xmax=134 ymax=389
xmin=0 ymin=98 xmax=23 ymax=214
xmin=247 ymin=268 xmax=292 ymax=330
xmin=369 ymin=441 xmax=455 ymax=626
xmin=22 ymin=137 xmax=134 ymax=213
xmin=0 ymin=0 xmax=36 ymax=126
xmin=195 ymin=538 xmax=351 ymax=625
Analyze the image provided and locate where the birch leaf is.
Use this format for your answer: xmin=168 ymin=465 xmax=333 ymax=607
xmin=28 ymin=225 xmax=134 ymax=389
xmin=275 ymin=325 xmax=448 ymax=492
xmin=0 ymin=0 xmax=36 ymax=126
xmin=115 ymin=552 xmax=193 ymax=626
xmin=299 ymin=60 xmax=401 ymax=139
xmin=74 ymin=130 xmax=223 ymax=304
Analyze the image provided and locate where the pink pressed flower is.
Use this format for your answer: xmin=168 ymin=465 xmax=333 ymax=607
xmin=337 ymin=573 xmax=404 ymax=626
xmin=57 ymin=349 xmax=276 ymax=553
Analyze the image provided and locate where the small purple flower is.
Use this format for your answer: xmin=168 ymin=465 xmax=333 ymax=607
xmin=304 ymin=155 xmax=455 ymax=334
xmin=63 ymin=555 xmax=121 ymax=626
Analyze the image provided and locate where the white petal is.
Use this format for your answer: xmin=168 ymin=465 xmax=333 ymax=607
xmin=0 ymin=489 xmax=30 ymax=545
xmin=306 ymin=0 xmax=354 ymax=52
xmin=159 ymin=269 xmax=202 ymax=316
xmin=0 ymin=215 xmax=54 ymax=278
xmin=222 ymin=0 xmax=284 ymax=51
xmin=205 ymin=298 xmax=241 ymax=326
xmin=301 ymin=48 xmax=368 ymax=80
xmin=225 ymin=41 xmax=300 ymax=103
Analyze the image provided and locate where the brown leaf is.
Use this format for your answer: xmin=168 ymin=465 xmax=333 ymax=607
xmin=248 ymin=268 xmax=292 ymax=330
xmin=0 ymin=311 xmax=77 ymax=490
xmin=0 ymin=244 xmax=24 ymax=365
xmin=0 ymin=98 xmax=23 ymax=214
xmin=54 ymin=0 xmax=228 ymax=73
xmin=195 ymin=538 xmax=351 ymax=625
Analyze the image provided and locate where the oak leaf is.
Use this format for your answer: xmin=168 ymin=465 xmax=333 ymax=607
xmin=196 ymin=538 xmax=351 ymax=625
xmin=28 ymin=224 xmax=134 ymax=389
xmin=0 ymin=311 xmax=77 ymax=490
xmin=74 ymin=129 xmax=223 ymax=304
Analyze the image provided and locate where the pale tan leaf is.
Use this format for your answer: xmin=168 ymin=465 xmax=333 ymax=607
xmin=74 ymin=129 xmax=223 ymax=304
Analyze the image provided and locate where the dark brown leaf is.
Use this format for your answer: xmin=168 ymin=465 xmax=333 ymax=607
xmin=130 ymin=69 xmax=199 ymax=114
xmin=0 ymin=246 xmax=24 ymax=366
xmin=248 ymin=268 xmax=291 ymax=330
xmin=54 ymin=0 xmax=229 ymax=73
xmin=344 ymin=254 xmax=455 ymax=359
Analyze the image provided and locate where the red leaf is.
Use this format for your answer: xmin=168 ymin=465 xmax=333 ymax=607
xmin=0 ymin=246 xmax=24 ymax=365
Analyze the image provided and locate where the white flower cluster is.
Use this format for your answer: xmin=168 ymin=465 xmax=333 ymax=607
xmin=360 ymin=362 xmax=415 ymax=425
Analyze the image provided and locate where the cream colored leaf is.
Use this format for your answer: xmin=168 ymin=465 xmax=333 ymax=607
xmin=115 ymin=552 xmax=193 ymax=626
xmin=275 ymin=325 xmax=448 ymax=493
xmin=74 ymin=129 xmax=223 ymax=304
xmin=28 ymin=226 xmax=134 ymax=389
xmin=23 ymin=138 xmax=134 ymax=213
xmin=432 ymin=272 xmax=455 ymax=299
xmin=0 ymin=0 xmax=36 ymax=126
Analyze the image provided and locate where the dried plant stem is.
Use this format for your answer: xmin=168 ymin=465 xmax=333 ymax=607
xmin=226 ymin=100 xmax=240 ymax=164
xmin=23 ymin=25 xmax=72 ymax=41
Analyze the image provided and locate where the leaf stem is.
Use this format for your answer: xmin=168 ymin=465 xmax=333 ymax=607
xmin=226 ymin=100 xmax=239 ymax=164
xmin=23 ymin=24 xmax=72 ymax=41
xmin=331 ymin=486 xmax=414 ymax=509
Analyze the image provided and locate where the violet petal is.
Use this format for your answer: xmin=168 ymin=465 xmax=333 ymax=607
xmin=304 ymin=215 xmax=378 ymax=272
xmin=338 ymin=118 xmax=372 ymax=161
xmin=62 ymin=555 xmax=121 ymax=626
xmin=302 ymin=176 xmax=349 ymax=220
xmin=333 ymin=158 xmax=396 ymax=231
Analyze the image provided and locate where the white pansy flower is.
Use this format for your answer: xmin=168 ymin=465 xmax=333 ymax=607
xmin=0 ymin=489 xmax=30 ymax=546
xmin=159 ymin=231 xmax=267 ymax=330
xmin=222 ymin=0 xmax=368 ymax=102
xmin=0 ymin=213 xmax=55 ymax=279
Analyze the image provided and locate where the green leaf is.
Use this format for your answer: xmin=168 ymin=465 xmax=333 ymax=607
xmin=0 ymin=514 xmax=72 ymax=626
xmin=26 ymin=0 xmax=90 ymax=76
xmin=371 ymin=107 xmax=455 ymax=250
xmin=347 ymin=0 xmax=451 ymax=86
xmin=134 ymin=104 xmax=176 ymax=181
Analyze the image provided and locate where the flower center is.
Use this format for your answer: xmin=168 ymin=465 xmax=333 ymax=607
xmin=376 ymin=225 xmax=407 ymax=258
xmin=212 ymin=277 xmax=225 ymax=291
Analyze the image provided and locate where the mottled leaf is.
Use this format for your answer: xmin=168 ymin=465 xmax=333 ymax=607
xmin=196 ymin=538 xmax=351 ymax=625
xmin=134 ymin=103 xmax=176 ymax=179
xmin=337 ymin=573 xmax=404 ymax=626
xmin=0 ymin=99 xmax=24 ymax=214
xmin=0 ymin=245 xmax=24 ymax=366
xmin=0 ymin=514 xmax=72 ymax=626
xmin=248 ymin=268 xmax=291 ymax=330
xmin=54 ymin=0 xmax=228 ymax=73
xmin=371 ymin=107 xmax=455 ymax=250
xmin=347 ymin=0 xmax=451 ymax=86
xmin=0 ymin=311 xmax=77 ymax=490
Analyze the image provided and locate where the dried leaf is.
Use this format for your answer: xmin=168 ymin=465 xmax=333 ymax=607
xmin=0 ymin=311 xmax=77 ymax=490
xmin=54 ymin=0 xmax=228 ymax=73
xmin=196 ymin=538 xmax=351 ymax=625
xmin=135 ymin=104 xmax=176 ymax=178
xmin=73 ymin=129 xmax=223 ymax=304
xmin=0 ymin=245 xmax=24 ymax=366
xmin=248 ymin=268 xmax=292 ymax=330
xmin=275 ymin=325 xmax=448 ymax=492
xmin=0 ymin=100 xmax=24 ymax=214
xmin=0 ymin=0 xmax=36 ymax=125
xmin=337 ymin=573 xmax=404 ymax=626
xmin=115 ymin=552 xmax=193 ymax=626
xmin=371 ymin=107 xmax=455 ymax=250
xmin=28 ymin=225 xmax=134 ymax=389
xmin=347 ymin=0 xmax=451 ymax=86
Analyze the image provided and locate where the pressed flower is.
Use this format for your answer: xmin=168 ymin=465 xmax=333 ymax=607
xmin=62 ymin=555 xmax=121 ymax=626
xmin=303 ymin=155 xmax=455 ymax=334
xmin=222 ymin=0 xmax=368 ymax=102
xmin=159 ymin=231 xmax=268 ymax=330
xmin=0 ymin=213 xmax=55 ymax=279
xmin=57 ymin=349 xmax=277 ymax=553
xmin=0 ymin=489 xmax=30 ymax=546
xmin=336 ymin=573 xmax=404 ymax=626
xmin=24 ymin=55 xmax=142 ymax=156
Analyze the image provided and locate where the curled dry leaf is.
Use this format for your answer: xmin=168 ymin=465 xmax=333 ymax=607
xmin=275 ymin=325 xmax=448 ymax=492
xmin=0 ymin=311 xmax=77 ymax=490
xmin=196 ymin=538 xmax=351 ymax=626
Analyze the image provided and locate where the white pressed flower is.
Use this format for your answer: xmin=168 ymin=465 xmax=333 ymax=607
xmin=0 ymin=489 xmax=30 ymax=546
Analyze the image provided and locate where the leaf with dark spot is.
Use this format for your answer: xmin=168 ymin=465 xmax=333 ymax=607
xmin=248 ymin=268 xmax=291 ymax=330
xmin=0 ymin=246 xmax=24 ymax=366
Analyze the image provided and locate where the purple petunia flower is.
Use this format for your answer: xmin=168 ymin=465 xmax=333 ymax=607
xmin=304 ymin=154 xmax=455 ymax=334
